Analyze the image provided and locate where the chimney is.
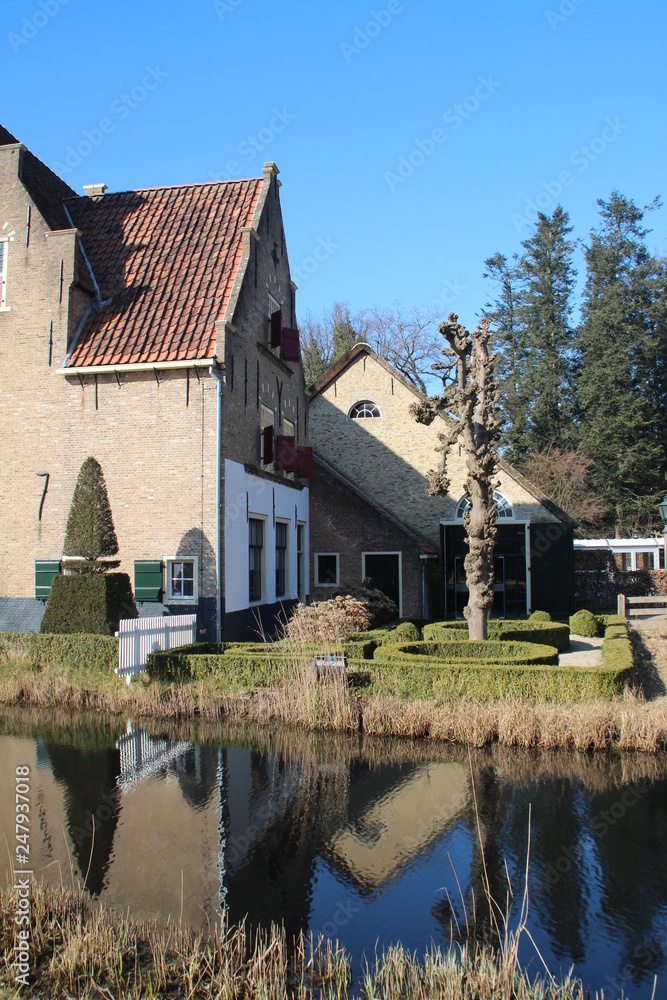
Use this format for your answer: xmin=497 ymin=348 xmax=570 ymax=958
xmin=83 ymin=183 xmax=107 ymax=199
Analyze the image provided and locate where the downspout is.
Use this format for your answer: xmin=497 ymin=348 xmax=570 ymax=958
xmin=210 ymin=366 xmax=224 ymax=641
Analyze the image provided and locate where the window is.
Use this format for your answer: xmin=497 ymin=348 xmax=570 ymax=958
xmin=456 ymin=491 xmax=513 ymax=519
xmin=260 ymin=403 xmax=274 ymax=464
xmin=275 ymin=521 xmax=288 ymax=598
xmin=283 ymin=417 xmax=295 ymax=439
xmin=268 ymin=294 xmax=281 ymax=349
xmin=349 ymin=401 xmax=380 ymax=419
xmin=0 ymin=240 xmax=7 ymax=308
xmin=249 ymin=518 xmax=264 ymax=602
xmin=297 ymin=523 xmax=306 ymax=602
xmin=315 ymin=552 xmax=339 ymax=587
xmin=166 ymin=557 xmax=198 ymax=602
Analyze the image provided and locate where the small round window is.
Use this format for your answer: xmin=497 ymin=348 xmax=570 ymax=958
xmin=349 ymin=401 xmax=380 ymax=419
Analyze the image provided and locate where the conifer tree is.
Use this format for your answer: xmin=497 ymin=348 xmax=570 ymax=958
xmin=63 ymin=457 xmax=119 ymax=571
xmin=412 ymin=314 xmax=501 ymax=640
xmin=483 ymin=252 xmax=528 ymax=461
xmin=576 ymin=192 xmax=665 ymax=529
xmin=519 ymin=206 xmax=576 ymax=450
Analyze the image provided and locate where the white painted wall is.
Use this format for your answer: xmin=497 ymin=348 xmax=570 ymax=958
xmin=224 ymin=459 xmax=309 ymax=614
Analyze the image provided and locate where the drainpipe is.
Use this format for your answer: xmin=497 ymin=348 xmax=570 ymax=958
xmin=210 ymin=365 xmax=223 ymax=642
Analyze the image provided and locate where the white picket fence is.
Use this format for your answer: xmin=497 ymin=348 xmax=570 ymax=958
xmin=115 ymin=613 xmax=197 ymax=683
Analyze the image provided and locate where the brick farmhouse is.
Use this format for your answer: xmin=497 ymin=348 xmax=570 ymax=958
xmin=0 ymin=125 xmax=310 ymax=640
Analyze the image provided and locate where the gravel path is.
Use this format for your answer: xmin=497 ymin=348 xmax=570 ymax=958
xmin=558 ymin=635 xmax=603 ymax=667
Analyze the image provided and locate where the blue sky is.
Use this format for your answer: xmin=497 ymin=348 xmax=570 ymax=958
xmin=5 ymin=0 xmax=667 ymax=327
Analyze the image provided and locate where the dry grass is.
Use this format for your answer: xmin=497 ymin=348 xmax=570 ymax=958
xmin=0 ymin=880 xmax=602 ymax=999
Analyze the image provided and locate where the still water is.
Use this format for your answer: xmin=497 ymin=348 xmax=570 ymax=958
xmin=1 ymin=710 xmax=667 ymax=999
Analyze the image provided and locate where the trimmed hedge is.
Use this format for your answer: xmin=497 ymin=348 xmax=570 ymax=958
xmin=601 ymin=621 xmax=633 ymax=678
xmin=569 ymin=609 xmax=598 ymax=638
xmin=421 ymin=620 xmax=571 ymax=653
xmin=40 ymin=573 xmax=137 ymax=636
xmin=0 ymin=632 xmax=118 ymax=672
xmin=372 ymin=640 xmax=560 ymax=667
xmin=146 ymin=645 xmax=285 ymax=688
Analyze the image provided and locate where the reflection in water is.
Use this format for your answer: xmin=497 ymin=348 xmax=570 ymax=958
xmin=1 ymin=711 xmax=667 ymax=998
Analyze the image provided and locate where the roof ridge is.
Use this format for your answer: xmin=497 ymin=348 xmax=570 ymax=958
xmin=62 ymin=177 xmax=263 ymax=201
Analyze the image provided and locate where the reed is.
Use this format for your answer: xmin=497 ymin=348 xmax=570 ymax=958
xmin=0 ymin=880 xmax=604 ymax=999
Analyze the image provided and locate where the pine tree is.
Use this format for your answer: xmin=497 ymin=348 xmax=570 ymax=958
xmin=576 ymin=192 xmax=665 ymax=530
xmin=411 ymin=313 xmax=501 ymax=640
xmin=519 ymin=206 xmax=576 ymax=451
xmin=301 ymin=331 xmax=327 ymax=390
xmin=483 ymin=252 xmax=528 ymax=461
xmin=331 ymin=303 xmax=363 ymax=362
xmin=63 ymin=457 xmax=119 ymax=571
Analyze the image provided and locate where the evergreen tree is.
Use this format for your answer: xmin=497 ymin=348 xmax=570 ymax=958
xmin=301 ymin=330 xmax=327 ymax=390
xmin=331 ymin=303 xmax=363 ymax=362
xmin=483 ymin=252 xmax=528 ymax=461
xmin=576 ymin=192 xmax=665 ymax=529
xmin=519 ymin=206 xmax=576 ymax=450
xmin=63 ymin=457 xmax=119 ymax=571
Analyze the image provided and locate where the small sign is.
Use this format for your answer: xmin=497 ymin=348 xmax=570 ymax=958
xmin=314 ymin=653 xmax=346 ymax=669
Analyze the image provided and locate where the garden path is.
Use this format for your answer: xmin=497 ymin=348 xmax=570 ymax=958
xmin=559 ymin=635 xmax=603 ymax=667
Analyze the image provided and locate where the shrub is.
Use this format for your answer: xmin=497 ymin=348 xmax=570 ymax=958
xmin=372 ymin=639 xmax=559 ymax=666
xmin=422 ymin=619 xmax=570 ymax=653
xmin=0 ymin=632 xmax=118 ymax=672
xmin=570 ymin=609 xmax=599 ymax=637
xmin=283 ymin=596 xmax=371 ymax=645
xmin=332 ymin=580 xmax=398 ymax=627
xmin=40 ymin=573 xmax=137 ymax=636
xmin=63 ymin=457 xmax=120 ymax=571
xmin=529 ymin=610 xmax=552 ymax=622
xmin=147 ymin=646 xmax=283 ymax=688
xmin=393 ymin=621 xmax=422 ymax=642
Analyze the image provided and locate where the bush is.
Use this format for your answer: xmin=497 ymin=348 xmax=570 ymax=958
xmin=283 ymin=596 xmax=371 ymax=645
xmin=601 ymin=621 xmax=633 ymax=677
xmin=570 ymin=609 xmax=599 ymax=638
xmin=147 ymin=645 xmax=284 ymax=688
xmin=422 ymin=619 xmax=570 ymax=653
xmin=529 ymin=610 xmax=552 ymax=622
xmin=0 ymin=632 xmax=118 ymax=673
xmin=392 ymin=621 xmax=422 ymax=642
xmin=40 ymin=573 xmax=137 ymax=636
xmin=332 ymin=580 xmax=398 ymax=627
xmin=373 ymin=640 xmax=559 ymax=666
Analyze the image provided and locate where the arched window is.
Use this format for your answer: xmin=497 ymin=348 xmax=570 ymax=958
xmin=349 ymin=401 xmax=380 ymax=419
xmin=456 ymin=491 xmax=513 ymax=519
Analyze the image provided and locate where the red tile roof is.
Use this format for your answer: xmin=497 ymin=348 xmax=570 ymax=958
xmin=64 ymin=178 xmax=263 ymax=367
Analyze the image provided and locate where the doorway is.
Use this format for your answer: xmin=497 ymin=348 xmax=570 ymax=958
xmin=363 ymin=552 xmax=401 ymax=617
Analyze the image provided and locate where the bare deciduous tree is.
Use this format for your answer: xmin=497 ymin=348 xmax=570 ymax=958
xmin=520 ymin=446 xmax=609 ymax=536
xmin=411 ymin=313 xmax=502 ymax=640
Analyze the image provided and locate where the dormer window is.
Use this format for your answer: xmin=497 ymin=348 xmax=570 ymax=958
xmin=457 ymin=491 xmax=513 ymax=519
xmin=349 ymin=401 xmax=380 ymax=419
xmin=0 ymin=240 xmax=7 ymax=308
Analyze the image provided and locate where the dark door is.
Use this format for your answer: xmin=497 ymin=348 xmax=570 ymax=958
xmin=529 ymin=523 xmax=574 ymax=619
xmin=364 ymin=553 xmax=401 ymax=615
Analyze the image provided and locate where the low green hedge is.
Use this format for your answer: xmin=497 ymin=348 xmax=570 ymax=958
xmin=146 ymin=646 xmax=285 ymax=688
xmin=601 ymin=621 xmax=633 ymax=678
xmin=40 ymin=573 xmax=137 ymax=636
xmin=421 ymin=620 xmax=570 ymax=653
xmin=348 ymin=659 xmax=632 ymax=701
xmin=372 ymin=640 xmax=559 ymax=666
xmin=0 ymin=632 xmax=118 ymax=672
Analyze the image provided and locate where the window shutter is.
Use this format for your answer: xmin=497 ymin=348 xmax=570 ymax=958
xmin=281 ymin=328 xmax=300 ymax=362
xmin=35 ymin=560 xmax=60 ymax=600
xmin=270 ymin=309 xmax=282 ymax=348
xmin=263 ymin=424 xmax=275 ymax=464
xmin=297 ymin=445 xmax=313 ymax=478
xmin=276 ymin=435 xmax=296 ymax=471
xmin=134 ymin=560 xmax=163 ymax=601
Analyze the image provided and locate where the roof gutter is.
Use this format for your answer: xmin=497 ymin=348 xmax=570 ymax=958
xmin=57 ymin=359 xmax=215 ymax=375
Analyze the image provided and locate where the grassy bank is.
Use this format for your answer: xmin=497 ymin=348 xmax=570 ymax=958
xmin=1 ymin=624 xmax=665 ymax=751
xmin=0 ymin=881 xmax=604 ymax=999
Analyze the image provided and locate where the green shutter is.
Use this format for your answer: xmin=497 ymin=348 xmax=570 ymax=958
xmin=529 ymin=523 xmax=574 ymax=619
xmin=134 ymin=560 xmax=163 ymax=602
xmin=35 ymin=560 xmax=61 ymax=600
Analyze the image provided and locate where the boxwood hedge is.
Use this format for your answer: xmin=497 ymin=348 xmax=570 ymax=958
xmin=0 ymin=632 xmax=118 ymax=672
xmin=421 ymin=620 xmax=571 ymax=653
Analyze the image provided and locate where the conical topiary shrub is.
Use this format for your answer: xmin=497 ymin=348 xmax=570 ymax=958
xmin=63 ymin=457 xmax=119 ymax=572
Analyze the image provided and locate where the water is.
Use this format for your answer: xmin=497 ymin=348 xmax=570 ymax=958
xmin=1 ymin=709 xmax=667 ymax=998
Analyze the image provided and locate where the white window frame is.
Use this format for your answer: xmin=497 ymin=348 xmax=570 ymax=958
xmin=249 ymin=515 xmax=267 ymax=605
xmin=283 ymin=417 xmax=295 ymax=438
xmin=268 ymin=293 xmax=281 ymax=351
xmin=349 ymin=400 xmax=381 ymax=419
xmin=362 ymin=550 xmax=402 ymax=618
xmin=297 ymin=521 xmax=307 ymax=603
xmin=275 ymin=518 xmax=290 ymax=599
xmin=0 ymin=239 xmax=9 ymax=311
xmin=314 ymin=552 xmax=339 ymax=588
xmin=260 ymin=403 xmax=275 ymax=466
xmin=164 ymin=556 xmax=199 ymax=604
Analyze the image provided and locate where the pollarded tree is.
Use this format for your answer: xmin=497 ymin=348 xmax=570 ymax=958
xmin=411 ymin=313 xmax=502 ymax=640
xmin=63 ymin=457 xmax=119 ymax=572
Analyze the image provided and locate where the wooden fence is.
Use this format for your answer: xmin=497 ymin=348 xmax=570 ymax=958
xmin=115 ymin=613 xmax=197 ymax=683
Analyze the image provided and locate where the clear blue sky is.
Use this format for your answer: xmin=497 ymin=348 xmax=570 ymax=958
xmin=5 ymin=0 xmax=667 ymax=327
